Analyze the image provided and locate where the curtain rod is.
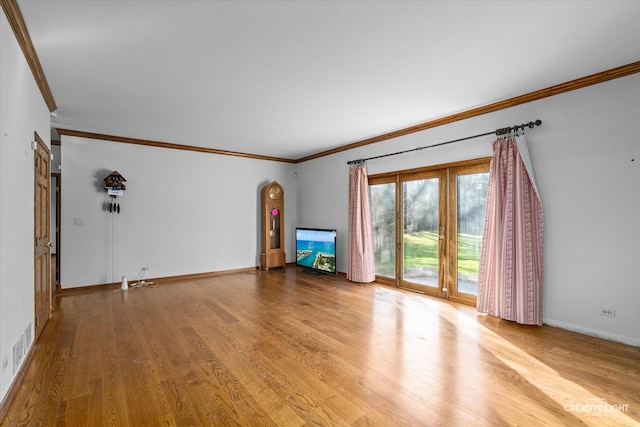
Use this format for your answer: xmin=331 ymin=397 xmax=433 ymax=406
xmin=346 ymin=119 xmax=542 ymax=165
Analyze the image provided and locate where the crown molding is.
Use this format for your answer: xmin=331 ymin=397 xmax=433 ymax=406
xmin=1 ymin=0 xmax=57 ymax=112
xmin=56 ymin=129 xmax=297 ymax=164
xmin=57 ymin=61 xmax=639 ymax=164
xmin=296 ymin=61 xmax=640 ymax=163
xmin=2 ymin=0 xmax=637 ymax=160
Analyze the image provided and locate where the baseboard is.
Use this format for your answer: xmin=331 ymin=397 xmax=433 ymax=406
xmin=57 ymin=266 xmax=261 ymax=295
xmin=543 ymin=318 xmax=640 ymax=347
xmin=0 ymin=343 xmax=35 ymax=424
xmin=57 ymin=264 xmax=349 ymax=296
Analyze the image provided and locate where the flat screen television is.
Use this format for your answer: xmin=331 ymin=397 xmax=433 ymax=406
xmin=295 ymin=227 xmax=337 ymax=275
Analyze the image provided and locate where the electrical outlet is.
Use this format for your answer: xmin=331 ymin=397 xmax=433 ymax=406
xmin=600 ymin=307 xmax=616 ymax=317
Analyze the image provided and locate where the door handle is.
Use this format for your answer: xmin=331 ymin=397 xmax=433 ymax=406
xmin=47 ymin=242 xmax=53 ymax=247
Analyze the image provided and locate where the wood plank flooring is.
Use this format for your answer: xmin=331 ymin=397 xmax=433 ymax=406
xmin=1 ymin=268 xmax=639 ymax=426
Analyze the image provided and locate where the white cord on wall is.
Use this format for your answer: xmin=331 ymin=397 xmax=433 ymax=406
xmin=107 ymin=204 xmax=118 ymax=283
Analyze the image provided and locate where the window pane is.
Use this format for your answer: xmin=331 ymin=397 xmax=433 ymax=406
xmin=456 ymin=172 xmax=489 ymax=295
xmin=370 ymin=183 xmax=396 ymax=278
xmin=403 ymin=178 xmax=439 ymax=287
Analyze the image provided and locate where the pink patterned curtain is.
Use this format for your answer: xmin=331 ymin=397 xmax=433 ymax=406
xmin=347 ymin=163 xmax=375 ymax=283
xmin=477 ymin=134 xmax=543 ymax=325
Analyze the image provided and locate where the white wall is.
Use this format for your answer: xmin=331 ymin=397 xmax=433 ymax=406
xmin=60 ymin=136 xmax=298 ymax=287
xmin=0 ymin=12 xmax=51 ymax=403
xmin=299 ymin=74 xmax=640 ymax=346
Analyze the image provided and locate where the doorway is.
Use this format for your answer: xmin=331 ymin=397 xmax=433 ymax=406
xmin=51 ymin=173 xmax=60 ymax=289
xmin=369 ymin=158 xmax=490 ymax=305
xmin=51 ymin=142 xmax=61 ymax=295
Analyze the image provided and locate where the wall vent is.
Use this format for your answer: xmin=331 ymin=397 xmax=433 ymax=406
xmin=13 ymin=335 xmax=24 ymax=374
xmin=24 ymin=323 xmax=32 ymax=352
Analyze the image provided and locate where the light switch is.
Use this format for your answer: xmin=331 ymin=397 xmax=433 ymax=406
xmin=73 ymin=217 xmax=85 ymax=226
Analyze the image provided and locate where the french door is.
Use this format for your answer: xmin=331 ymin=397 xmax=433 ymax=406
xmin=369 ymin=158 xmax=490 ymax=305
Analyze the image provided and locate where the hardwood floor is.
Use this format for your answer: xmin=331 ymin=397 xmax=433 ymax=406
xmin=1 ymin=268 xmax=638 ymax=426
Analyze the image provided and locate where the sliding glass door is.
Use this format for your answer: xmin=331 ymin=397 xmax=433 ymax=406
xmin=400 ymin=171 xmax=446 ymax=295
xmin=369 ymin=159 xmax=490 ymax=304
xmin=370 ymin=181 xmax=396 ymax=279
xmin=448 ymin=163 xmax=489 ymax=304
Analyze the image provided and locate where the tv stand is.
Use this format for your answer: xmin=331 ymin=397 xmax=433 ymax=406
xmin=301 ymin=268 xmax=324 ymax=276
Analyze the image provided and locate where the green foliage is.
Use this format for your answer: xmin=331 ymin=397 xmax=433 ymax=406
xmin=403 ymin=231 xmax=439 ymax=269
xmin=374 ymin=231 xmax=482 ymax=276
xmin=456 ymin=233 xmax=482 ymax=275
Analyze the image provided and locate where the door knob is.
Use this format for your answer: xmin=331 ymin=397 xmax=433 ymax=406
xmin=47 ymin=242 xmax=53 ymax=247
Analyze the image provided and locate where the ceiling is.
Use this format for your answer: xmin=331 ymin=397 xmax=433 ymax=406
xmin=16 ymin=1 xmax=640 ymax=160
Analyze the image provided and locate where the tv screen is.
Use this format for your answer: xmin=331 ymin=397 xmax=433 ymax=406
xmin=295 ymin=228 xmax=337 ymax=275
